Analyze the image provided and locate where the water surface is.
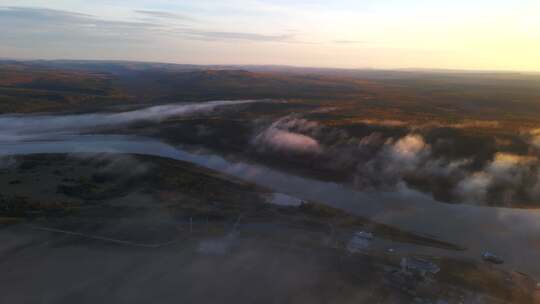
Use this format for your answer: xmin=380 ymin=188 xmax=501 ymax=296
xmin=1 ymin=101 xmax=540 ymax=279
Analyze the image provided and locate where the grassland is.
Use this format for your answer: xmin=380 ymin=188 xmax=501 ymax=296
xmin=0 ymin=153 xmax=538 ymax=303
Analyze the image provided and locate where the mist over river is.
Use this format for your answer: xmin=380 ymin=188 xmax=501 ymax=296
xmin=2 ymin=101 xmax=540 ymax=279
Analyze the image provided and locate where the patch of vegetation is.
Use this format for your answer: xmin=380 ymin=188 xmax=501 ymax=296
xmin=0 ymin=194 xmax=79 ymax=218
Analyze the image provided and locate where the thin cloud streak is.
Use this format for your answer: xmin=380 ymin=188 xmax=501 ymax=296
xmin=334 ymin=40 xmax=367 ymax=44
xmin=179 ymin=29 xmax=295 ymax=43
xmin=0 ymin=6 xmax=296 ymax=46
xmin=135 ymin=10 xmax=196 ymax=22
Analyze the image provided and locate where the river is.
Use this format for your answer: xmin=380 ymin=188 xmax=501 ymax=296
xmin=1 ymin=101 xmax=540 ymax=279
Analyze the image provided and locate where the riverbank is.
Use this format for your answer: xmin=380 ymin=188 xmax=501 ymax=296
xmin=0 ymin=153 xmax=538 ymax=303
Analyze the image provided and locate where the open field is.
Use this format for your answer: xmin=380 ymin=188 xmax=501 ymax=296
xmin=1 ymin=153 xmax=538 ymax=304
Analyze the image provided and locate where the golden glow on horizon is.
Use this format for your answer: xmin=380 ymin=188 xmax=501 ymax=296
xmin=0 ymin=0 xmax=539 ymax=72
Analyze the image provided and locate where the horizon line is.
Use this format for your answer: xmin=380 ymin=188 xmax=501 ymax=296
xmin=1 ymin=56 xmax=539 ymax=75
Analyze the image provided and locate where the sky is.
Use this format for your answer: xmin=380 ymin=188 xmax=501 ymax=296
xmin=0 ymin=0 xmax=539 ymax=71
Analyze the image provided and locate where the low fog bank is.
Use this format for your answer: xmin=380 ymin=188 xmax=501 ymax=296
xmin=0 ymin=229 xmax=400 ymax=304
xmin=0 ymin=99 xmax=269 ymax=142
xmin=251 ymin=115 xmax=540 ymax=207
xmin=3 ymin=98 xmax=540 ymax=207
xmin=4 ymin=129 xmax=540 ymax=278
